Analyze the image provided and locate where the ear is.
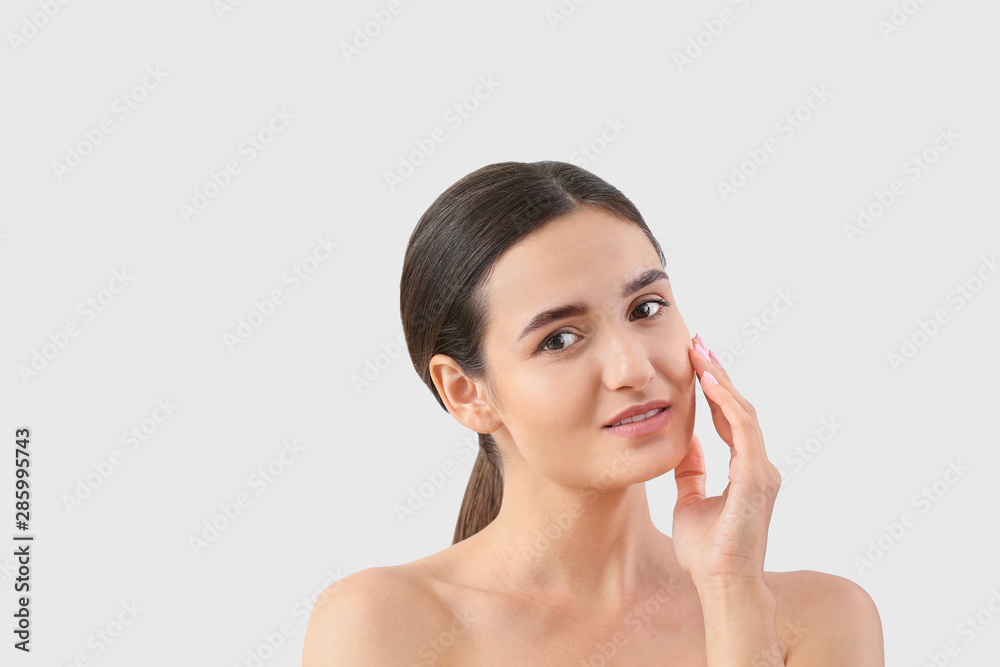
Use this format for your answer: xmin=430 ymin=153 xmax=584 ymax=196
xmin=429 ymin=353 xmax=501 ymax=434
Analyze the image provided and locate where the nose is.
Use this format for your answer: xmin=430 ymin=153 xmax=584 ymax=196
xmin=600 ymin=325 xmax=655 ymax=390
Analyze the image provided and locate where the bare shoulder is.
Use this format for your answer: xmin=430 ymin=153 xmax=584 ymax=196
xmin=302 ymin=564 xmax=452 ymax=667
xmin=766 ymin=570 xmax=885 ymax=666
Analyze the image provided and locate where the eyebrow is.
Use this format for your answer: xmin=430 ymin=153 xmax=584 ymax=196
xmin=516 ymin=268 xmax=669 ymax=342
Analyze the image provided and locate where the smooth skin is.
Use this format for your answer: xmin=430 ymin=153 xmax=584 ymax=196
xmin=303 ymin=207 xmax=884 ymax=666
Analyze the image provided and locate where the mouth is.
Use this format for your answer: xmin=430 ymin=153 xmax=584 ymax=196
xmin=603 ymin=400 xmax=671 ymax=428
xmin=603 ymin=405 xmax=671 ymax=437
xmin=605 ymin=406 xmax=667 ymax=428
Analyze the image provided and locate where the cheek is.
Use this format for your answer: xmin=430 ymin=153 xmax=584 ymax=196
xmin=512 ymin=365 xmax=595 ymax=439
xmin=504 ymin=367 xmax=602 ymax=475
xmin=651 ymin=343 xmax=693 ymax=380
xmin=512 ymin=359 xmax=589 ymax=399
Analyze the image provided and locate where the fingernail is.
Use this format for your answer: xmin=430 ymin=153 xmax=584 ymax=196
xmin=703 ymin=371 xmax=719 ymax=385
xmin=695 ymin=333 xmax=706 ymax=349
xmin=709 ymin=349 xmax=722 ymax=367
xmin=694 ymin=343 xmax=710 ymax=361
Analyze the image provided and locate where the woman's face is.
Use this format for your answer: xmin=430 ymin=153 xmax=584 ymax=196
xmin=477 ymin=206 xmax=696 ymax=490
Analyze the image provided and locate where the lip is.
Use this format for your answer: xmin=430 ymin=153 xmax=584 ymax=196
xmin=603 ymin=405 xmax=671 ymax=438
xmin=603 ymin=400 xmax=671 ymax=428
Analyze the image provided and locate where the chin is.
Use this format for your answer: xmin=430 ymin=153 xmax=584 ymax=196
xmin=587 ymin=435 xmax=688 ymax=489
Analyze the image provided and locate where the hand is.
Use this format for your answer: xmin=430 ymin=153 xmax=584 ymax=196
xmin=671 ymin=333 xmax=782 ymax=591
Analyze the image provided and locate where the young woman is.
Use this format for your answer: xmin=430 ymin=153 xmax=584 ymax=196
xmin=304 ymin=161 xmax=884 ymax=665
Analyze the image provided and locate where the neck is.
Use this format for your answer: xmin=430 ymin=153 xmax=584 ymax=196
xmin=471 ymin=471 xmax=681 ymax=612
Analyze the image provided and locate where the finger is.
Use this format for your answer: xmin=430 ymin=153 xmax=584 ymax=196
xmin=673 ymin=433 xmax=707 ymax=508
xmin=698 ymin=376 xmax=769 ymax=466
xmin=690 ymin=335 xmax=755 ymax=418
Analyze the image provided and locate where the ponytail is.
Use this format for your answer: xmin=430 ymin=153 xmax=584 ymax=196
xmin=452 ymin=433 xmax=504 ymax=544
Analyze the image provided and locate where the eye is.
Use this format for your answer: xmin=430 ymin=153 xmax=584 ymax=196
xmin=540 ymin=330 xmax=580 ymax=353
xmin=538 ymin=298 xmax=671 ymax=354
xmin=633 ymin=298 xmax=670 ymax=320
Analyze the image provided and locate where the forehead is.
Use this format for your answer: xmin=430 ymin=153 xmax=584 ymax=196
xmin=484 ymin=207 xmax=662 ymax=340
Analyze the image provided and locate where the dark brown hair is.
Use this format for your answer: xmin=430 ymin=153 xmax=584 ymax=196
xmin=399 ymin=161 xmax=666 ymax=544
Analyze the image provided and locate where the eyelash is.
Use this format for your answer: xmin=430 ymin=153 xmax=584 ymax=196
xmin=538 ymin=298 xmax=672 ymax=355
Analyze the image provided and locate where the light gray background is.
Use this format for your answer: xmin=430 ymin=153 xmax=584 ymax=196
xmin=2 ymin=1 xmax=998 ymax=665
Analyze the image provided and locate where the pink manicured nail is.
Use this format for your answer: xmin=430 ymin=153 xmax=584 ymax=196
xmin=695 ymin=333 xmax=706 ymax=349
xmin=709 ymin=349 xmax=722 ymax=367
xmin=703 ymin=371 xmax=719 ymax=385
xmin=694 ymin=343 xmax=710 ymax=361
